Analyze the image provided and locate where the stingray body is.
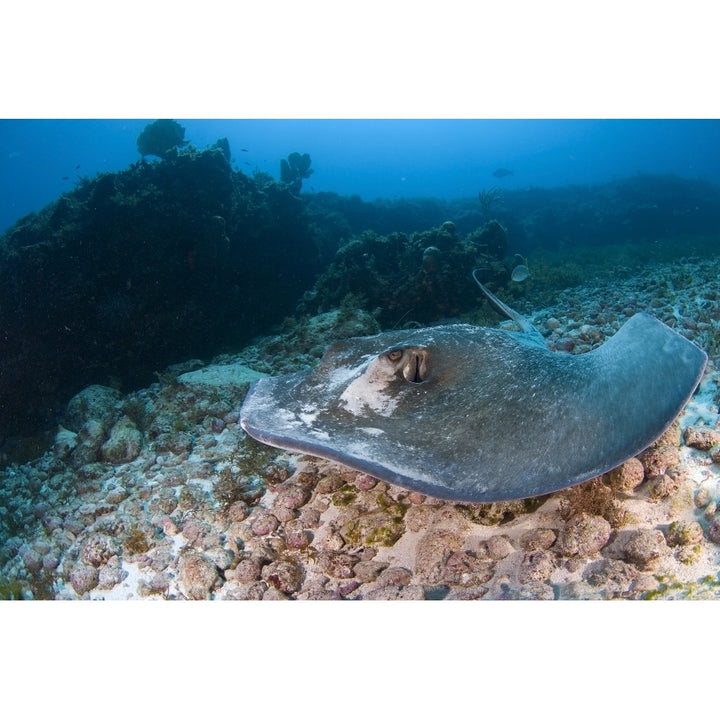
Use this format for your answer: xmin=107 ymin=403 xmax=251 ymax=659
xmin=240 ymin=283 xmax=707 ymax=502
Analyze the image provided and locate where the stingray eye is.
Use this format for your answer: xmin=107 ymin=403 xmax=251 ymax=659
xmin=387 ymin=349 xmax=403 ymax=362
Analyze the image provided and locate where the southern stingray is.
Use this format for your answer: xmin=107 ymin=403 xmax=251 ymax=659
xmin=240 ymin=274 xmax=707 ymax=502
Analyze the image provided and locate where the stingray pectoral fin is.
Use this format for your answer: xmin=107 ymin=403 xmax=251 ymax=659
xmin=576 ymin=311 xmax=707 ymax=462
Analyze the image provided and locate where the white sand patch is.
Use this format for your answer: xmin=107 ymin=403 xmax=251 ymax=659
xmin=680 ymin=369 xmax=719 ymax=430
xmin=178 ymin=363 xmax=267 ymax=388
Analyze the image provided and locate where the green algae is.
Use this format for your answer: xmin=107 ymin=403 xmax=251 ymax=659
xmin=331 ymin=484 xmax=358 ymax=507
xmin=0 ymin=578 xmax=33 ymax=600
xmin=124 ymin=528 xmax=149 ymax=555
xmin=376 ymin=493 xmax=407 ymax=519
xmin=342 ymin=513 xmax=406 ymax=547
xmin=338 ymin=491 xmax=408 ymax=547
xmin=643 ymin=573 xmax=720 ymax=600
xmin=0 ymin=572 xmax=55 ymax=600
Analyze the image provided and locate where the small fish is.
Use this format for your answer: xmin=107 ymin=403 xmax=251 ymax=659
xmin=492 ymin=168 xmax=514 ymax=178
xmin=241 ymin=148 xmax=249 ymax=152
xmin=511 ymin=254 xmax=530 ymax=282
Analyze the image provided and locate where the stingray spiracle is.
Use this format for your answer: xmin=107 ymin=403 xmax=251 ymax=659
xmin=386 ymin=347 xmax=429 ymax=384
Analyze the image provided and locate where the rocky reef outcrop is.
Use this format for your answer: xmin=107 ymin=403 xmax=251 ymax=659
xmin=299 ymin=220 xmax=509 ymax=327
xmin=0 ymin=144 xmax=320 ymax=440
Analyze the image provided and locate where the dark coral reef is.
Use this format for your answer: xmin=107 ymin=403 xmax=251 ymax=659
xmin=299 ymin=219 xmax=509 ymax=327
xmin=0 ymin=143 xmax=319 ymax=438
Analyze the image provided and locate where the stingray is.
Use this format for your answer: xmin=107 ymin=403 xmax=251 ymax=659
xmin=240 ymin=276 xmax=707 ymax=502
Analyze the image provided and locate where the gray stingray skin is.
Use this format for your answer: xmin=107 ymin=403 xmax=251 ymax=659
xmin=240 ymin=290 xmax=707 ymax=502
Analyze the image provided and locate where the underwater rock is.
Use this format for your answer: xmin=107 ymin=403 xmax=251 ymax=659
xmin=80 ymin=533 xmax=120 ymax=567
xmin=0 ymin=144 xmax=321 ymax=444
xmin=707 ymin=516 xmax=720 ymax=545
xmin=362 ymin=584 xmax=425 ymax=600
xmin=441 ymin=550 xmax=494 ymax=586
xmin=298 ymin=505 xmax=322 ymax=529
xmin=339 ymin=508 xmax=406 ymax=548
xmin=623 ymin=529 xmax=668 ymax=569
xmin=684 ymin=425 xmax=720 ymax=451
xmin=518 ymin=528 xmax=556 ymax=552
xmin=486 ymin=535 xmax=515 ymax=560
xmin=630 ymin=574 xmax=660 ymax=597
xmin=20 ymin=546 xmax=43 ymax=575
xmin=69 ymin=565 xmax=99 ymax=596
xmin=97 ymin=557 xmax=129 ymax=590
xmin=647 ymin=471 xmax=683 ymax=500
xmin=261 ymin=586 xmax=292 ymax=601
xmin=53 ymin=426 xmax=78 ymax=459
xmin=105 ymin=485 xmax=129 ymax=505
xmin=274 ymin=483 xmax=310 ymax=512
xmin=178 ymin=550 xmax=220 ymax=600
xmin=446 ymin=586 xmax=490 ymax=600
xmin=319 ymin=528 xmax=345 ymax=552
xmin=315 ymin=551 xmax=359 ymax=579
xmin=229 ymin=582 xmax=267 ymax=600
xmin=178 ymin=363 xmax=267 ymax=390
xmin=584 ymin=558 xmax=638 ymax=597
xmin=153 ymin=431 xmax=194 ymax=457
xmin=70 ymin=419 xmax=107 ymax=467
xmin=639 ymin=444 xmax=680 ymax=477
xmin=284 ymin=520 xmax=311 ymax=549
xmin=376 ymin=566 xmax=413 ymax=588
xmin=557 ymin=513 xmax=611 ymax=558
xmin=138 ymin=572 xmax=172 ymax=597
xmin=233 ymin=559 xmax=262 ymax=584
xmin=606 ymin=457 xmax=645 ymax=493
xmin=161 ymin=516 xmax=179 ymax=536
xmin=64 ymin=385 xmax=122 ymax=434
xmin=694 ymin=480 xmax=716 ymax=509
xmin=42 ymin=553 xmax=60 ymax=572
xmin=432 ymin=222 xmax=456 ymax=252
xmin=665 ymin=520 xmax=704 ymax=547
xmin=101 ymin=416 xmax=143 ymax=464
xmin=414 ymin=529 xmax=463 ymax=583
xmin=181 ymin=518 xmax=211 ymax=544
xmin=205 ymin=547 xmax=235 ymax=572
xmin=250 ymin=510 xmax=279 ymax=536
xmin=352 ymin=560 xmax=389 ymax=583
xmin=261 ymin=559 xmax=304 ymax=595
xmin=517 ymin=550 xmax=555 ymax=585
xmin=404 ymin=504 xmax=437 ymax=533
xmin=226 ymin=500 xmax=250 ymax=522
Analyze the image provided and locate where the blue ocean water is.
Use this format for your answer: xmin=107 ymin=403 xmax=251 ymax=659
xmin=2 ymin=119 xmax=719 ymax=234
